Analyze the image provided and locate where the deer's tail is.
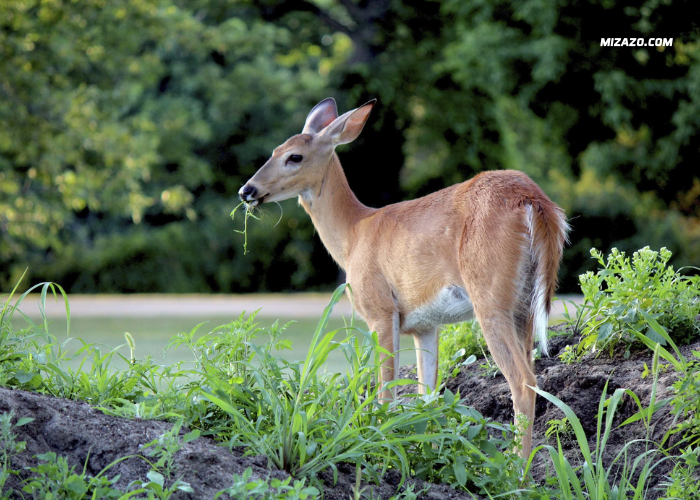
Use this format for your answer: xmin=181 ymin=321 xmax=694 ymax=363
xmin=526 ymin=202 xmax=569 ymax=356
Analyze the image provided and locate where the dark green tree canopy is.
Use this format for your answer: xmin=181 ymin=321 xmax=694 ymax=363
xmin=1 ymin=0 xmax=698 ymax=293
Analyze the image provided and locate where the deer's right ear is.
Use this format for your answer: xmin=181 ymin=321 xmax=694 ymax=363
xmin=302 ymin=98 xmax=338 ymax=134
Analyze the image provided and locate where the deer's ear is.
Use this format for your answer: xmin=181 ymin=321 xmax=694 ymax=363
xmin=322 ymin=100 xmax=376 ymax=146
xmin=302 ymin=98 xmax=338 ymax=134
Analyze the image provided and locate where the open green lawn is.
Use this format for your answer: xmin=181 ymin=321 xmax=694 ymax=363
xmin=21 ymin=315 xmax=418 ymax=370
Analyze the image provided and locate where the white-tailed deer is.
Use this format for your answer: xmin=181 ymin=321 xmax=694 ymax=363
xmin=239 ymin=98 xmax=568 ymax=458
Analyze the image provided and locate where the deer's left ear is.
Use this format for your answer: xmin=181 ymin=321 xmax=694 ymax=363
xmin=322 ymin=99 xmax=376 ymax=146
xmin=302 ymin=98 xmax=339 ymax=134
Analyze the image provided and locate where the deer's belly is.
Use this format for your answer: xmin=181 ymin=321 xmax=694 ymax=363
xmin=402 ymin=285 xmax=475 ymax=331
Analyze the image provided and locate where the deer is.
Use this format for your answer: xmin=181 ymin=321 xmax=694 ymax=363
xmin=238 ymin=98 xmax=569 ymax=458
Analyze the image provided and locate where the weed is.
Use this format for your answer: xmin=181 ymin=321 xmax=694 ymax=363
xmin=438 ymin=321 xmax=484 ymax=379
xmin=0 ymin=411 xmax=32 ymax=471
xmin=198 ymin=286 xmax=416 ymax=481
xmin=544 ymin=417 xmax=573 ymax=442
xmin=659 ymin=446 xmax=700 ymax=500
xmin=177 ymin=285 xmax=524 ymax=495
xmin=214 ymin=467 xmax=319 ymax=500
xmin=4 ymin=266 xmax=698 ymax=498
xmin=528 ymin=344 xmax=674 ymax=499
xmin=666 ymin=350 xmax=700 ymax=447
xmin=400 ymin=388 xmax=523 ymax=494
xmin=141 ymin=420 xmax=200 ymax=479
xmin=0 ymin=411 xmax=33 ymax=498
xmin=575 ymin=247 xmax=699 ymax=358
xmin=22 ymin=452 xmax=122 ymax=500
xmin=0 ymin=275 xmax=69 ymax=390
xmin=388 ymin=483 xmax=429 ymax=500
xmin=558 ymin=345 xmax=578 ymax=364
xmin=126 ymin=470 xmax=193 ymax=499
xmin=478 ymin=357 xmax=501 ymax=378
xmin=557 ymin=297 xmax=588 ymax=337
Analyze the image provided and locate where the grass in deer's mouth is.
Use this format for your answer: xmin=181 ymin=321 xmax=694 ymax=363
xmin=230 ymin=201 xmax=260 ymax=254
xmin=231 ymin=201 xmax=285 ymax=254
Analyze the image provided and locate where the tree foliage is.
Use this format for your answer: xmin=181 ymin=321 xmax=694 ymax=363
xmin=1 ymin=0 xmax=698 ymax=292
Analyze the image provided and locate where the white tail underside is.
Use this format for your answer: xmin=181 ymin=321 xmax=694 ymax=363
xmin=526 ymin=205 xmax=550 ymax=357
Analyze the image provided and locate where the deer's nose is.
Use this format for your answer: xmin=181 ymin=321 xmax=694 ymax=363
xmin=239 ymin=184 xmax=258 ymax=202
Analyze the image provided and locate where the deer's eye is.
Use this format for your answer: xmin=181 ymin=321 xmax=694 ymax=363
xmin=287 ymin=154 xmax=303 ymax=164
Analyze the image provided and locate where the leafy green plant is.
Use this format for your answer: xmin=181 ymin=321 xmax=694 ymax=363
xmin=214 ymin=467 xmax=319 ymax=500
xmin=0 ymin=274 xmax=69 ymax=390
xmin=558 ymin=345 xmax=578 ymax=365
xmin=388 ymin=483 xmax=429 ymax=500
xmin=0 ymin=276 xmax=195 ymax=426
xmin=125 ymin=470 xmax=193 ymax=500
xmin=400 ymin=388 xmax=523 ymax=494
xmin=165 ymin=285 xmax=517 ymax=494
xmin=190 ymin=285 xmax=525 ymax=496
xmin=544 ymin=417 xmax=573 ymax=443
xmin=197 ymin=285 xmax=416 ymax=481
xmin=22 ymin=452 xmax=123 ymax=500
xmin=167 ymin=310 xmax=291 ymax=389
xmin=21 ymin=447 xmax=197 ymax=500
xmin=0 ymin=411 xmax=32 ymax=472
xmin=438 ymin=320 xmax=485 ymax=379
xmin=19 ymin=273 xmax=699 ymax=499
xmin=0 ymin=411 xmax=33 ymax=498
xmin=659 ymin=446 xmax=700 ymax=500
xmin=557 ymin=297 xmax=588 ymax=337
xmin=666 ymin=351 xmax=700 ymax=448
xmin=574 ymin=247 xmax=700 ymax=358
xmin=141 ymin=420 xmax=200 ymax=479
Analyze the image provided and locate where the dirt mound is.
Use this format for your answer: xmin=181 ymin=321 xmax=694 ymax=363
xmin=401 ymin=333 xmax=693 ymax=498
xmin=0 ymin=388 xmax=287 ymax=499
xmin=0 ymin=388 xmax=476 ymax=500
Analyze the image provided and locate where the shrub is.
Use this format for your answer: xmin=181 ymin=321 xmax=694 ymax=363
xmin=575 ymin=247 xmax=699 ymax=358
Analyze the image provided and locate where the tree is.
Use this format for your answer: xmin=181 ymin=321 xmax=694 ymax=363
xmin=281 ymin=0 xmax=700 ymax=289
xmin=0 ymin=0 xmax=340 ymax=291
xmin=2 ymin=0 xmax=698 ymax=293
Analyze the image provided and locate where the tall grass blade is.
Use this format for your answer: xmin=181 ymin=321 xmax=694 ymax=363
xmin=638 ymin=309 xmax=684 ymax=365
xmin=530 ymin=386 xmax=594 ymax=467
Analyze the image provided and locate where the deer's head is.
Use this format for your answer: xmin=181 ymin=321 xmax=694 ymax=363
xmin=239 ymin=98 xmax=375 ymax=206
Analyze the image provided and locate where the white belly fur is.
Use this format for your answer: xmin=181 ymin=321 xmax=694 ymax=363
xmin=402 ymin=286 xmax=475 ymax=331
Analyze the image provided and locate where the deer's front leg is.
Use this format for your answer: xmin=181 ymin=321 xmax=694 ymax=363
xmin=366 ymin=311 xmax=400 ymax=401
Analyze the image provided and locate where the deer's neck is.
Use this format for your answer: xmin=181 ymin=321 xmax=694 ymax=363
xmin=299 ymin=153 xmax=373 ymax=268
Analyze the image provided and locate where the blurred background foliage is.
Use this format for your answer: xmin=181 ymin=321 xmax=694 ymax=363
xmin=1 ymin=0 xmax=698 ymax=294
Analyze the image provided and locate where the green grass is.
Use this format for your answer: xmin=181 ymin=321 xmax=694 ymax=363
xmin=2 ymin=246 xmax=700 ymax=499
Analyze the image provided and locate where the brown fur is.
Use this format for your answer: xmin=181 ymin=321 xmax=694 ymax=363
xmin=240 ymin=100 xmax=568 ymax=459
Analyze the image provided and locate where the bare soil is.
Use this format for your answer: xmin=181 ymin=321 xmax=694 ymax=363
xmin=1 ymin=331 xmax=692 ymax=499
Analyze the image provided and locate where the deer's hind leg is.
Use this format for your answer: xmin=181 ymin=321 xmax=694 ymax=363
xmin=473 ymin=310 xmax=536 ymax=458
xmin=459 ymin=211 xmax=537 ymax=458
